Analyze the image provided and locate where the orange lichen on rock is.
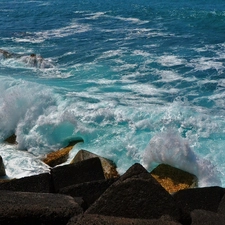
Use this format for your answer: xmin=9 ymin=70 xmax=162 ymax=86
xmin=43 ymin=145 xmax=73 ymax=167
xmin=150 ymin=164 xmax=197 ymax=194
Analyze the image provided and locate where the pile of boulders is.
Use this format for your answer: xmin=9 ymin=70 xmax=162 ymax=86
xmin=1 ymin=136 xmax=225 ymax=224
xmin=0 ymin=153 xmax=224 ymax=225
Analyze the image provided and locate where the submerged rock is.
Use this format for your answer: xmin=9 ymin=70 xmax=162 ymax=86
xmin=0 ymin=49 xmax=14 ymax=58
xmin=0 ymin=49 xmax=54 ymax=69
xmin=150 ymin=164 xmax=197 ymax=194
xmin=19 ymin=53 xmax=54 ymax=69
xmin=71 ymin=149 xmax=119 ymax=179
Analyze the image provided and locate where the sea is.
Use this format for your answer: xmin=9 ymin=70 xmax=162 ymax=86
xmin=0 ymin=0 xmax=225 ymax=187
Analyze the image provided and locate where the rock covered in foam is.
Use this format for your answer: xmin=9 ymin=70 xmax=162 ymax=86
xmin=43 ymin=140 xmax=82 ymax=167
xmin=19 ymin=53 xmax=54 ymax=69
xmin=0 ymin=49 xmax=13 ymax=59
xmin=71 ymin=149 xmax=119 ymax=179
xmin=0 ymin=49 xmax=54 ymax=69
xmin=150 ymin=164 xmax=197 ymax=194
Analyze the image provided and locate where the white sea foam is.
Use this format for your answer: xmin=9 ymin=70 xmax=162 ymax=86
xmin=132 ymin=50 xmax=151 ymax=57
xmin=98 ymin=50 xmax=124 ymax=59
xmin=84 ymin=12 xmax=106 ymax=20
xmin=13 ymin=22 xmax=91 ymax=43
xmin=189 ymin=57 xmax=224 ymax=71
xmin=114 ymin=16 xmax=149 ymax=25
xmin=158 ymin=55 xmax=186 ymax=67
xmin=156 ymin=69 xmax=182 ymax=82
xmin=0 ymin=144 xmax=50 ymax=179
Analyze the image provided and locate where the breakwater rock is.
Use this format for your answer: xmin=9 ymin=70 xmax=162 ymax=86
xmin=0 ymin=159 xmax=224 ymax=224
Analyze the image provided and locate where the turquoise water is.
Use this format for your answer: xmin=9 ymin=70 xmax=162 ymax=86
xmin=0 ymin=0 xmax=225 ymax=186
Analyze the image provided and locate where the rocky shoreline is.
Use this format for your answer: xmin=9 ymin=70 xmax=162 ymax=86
xmin=0 ymin=152 xmax=224 ymax=225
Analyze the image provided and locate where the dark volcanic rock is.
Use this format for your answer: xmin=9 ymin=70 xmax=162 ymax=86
xmin=173 ymin=186 xmax=225 ymax=224
xmin=0 ymin=173 xmax=53 ymax=193
xmin=67 ymin=214 xmax=181 ymax=225
xmin=71 ymin=149 xmax=119 ymax=179
xmin=191 ymin=209 xmax=225 ymax=225
xmin=4 ymin=134 xmax=17 ymax=144
xmin=0 ymin=156 xmax=6 ymax=177
xmin=218 ymin=194 xmax=225 ymax=215
xmin=86 ymin=163 xmax=181 ymax=221
xmin=119 ymin=162 xmax=149 ymax=181
xmin=51 ymin=157 xmax=105 ymax=192
xmin=60 ymin=178 xmax=117 ymax=210
xmin=0 ymin=190 xmax=82 ymax=225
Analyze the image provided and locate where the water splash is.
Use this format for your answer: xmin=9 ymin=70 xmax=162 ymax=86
xmin=142 ymin=130 xmax=221 ymax=187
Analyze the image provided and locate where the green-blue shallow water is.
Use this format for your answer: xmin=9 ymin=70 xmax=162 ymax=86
xmin=0 ymin=0 xmax=225 ymax=186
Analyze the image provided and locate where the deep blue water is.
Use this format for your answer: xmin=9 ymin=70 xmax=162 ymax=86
xmin=0 ymin=0 xmax=225 ymax=186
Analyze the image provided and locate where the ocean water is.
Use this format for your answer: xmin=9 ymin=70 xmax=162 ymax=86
xmin=0 ymin=0 xmax=225 ymax=187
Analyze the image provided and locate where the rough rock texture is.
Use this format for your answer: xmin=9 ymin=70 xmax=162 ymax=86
xmin=191 ymin=209 xmax=225 ymax=225
xmin=0 ymin=156 xmax=6 ymax=177
xmin=43 ymin=140 xmax=83 ymax=167
xmin=218 ymin=194 xmax=225 ymax=215
xmin=51 ymin=157 xmax=105 ymax=192
xmin=86 ymin=163 xmax=181 ymax=221
xmin=150 ymin=164 xmax=197 ymax=194
xmin=0 ymin=190 xmax=82 ymax=225
xmin=173 ymin=186 xmax=225 ymax=224
xmin=60 ymin=178 xmax=117 ymax=210
xmin=0 ymin=173 xmax=53 ymax=193
xmin=71 ymin=149 xmax=119 ymax=179
xmin=67 ymin=214 xmax=181 ymax=225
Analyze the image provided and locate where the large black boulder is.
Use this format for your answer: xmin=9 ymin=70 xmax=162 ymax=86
xmin=67 ymin=214 xmax=181 ymax=225
xmin=60 ymin=178 xmax=117 ymax=210
xmin=173 ymin=186 xmax=225 ymax=224
xmin=51 ymin=157 xmax=105 ymax=192
xmin=86 ymin=163 xmax=181 ymax=221
xmin=0 ymin=190 xmax=82 ymax=225
xmin=190 ymin=209 xmax=225 ymax=225
xmin=0 ymin=173 xmax=53 ymax=193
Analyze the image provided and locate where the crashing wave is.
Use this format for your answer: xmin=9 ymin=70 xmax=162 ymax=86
xmin=142 ymin=130 xmax=221 ymax=187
